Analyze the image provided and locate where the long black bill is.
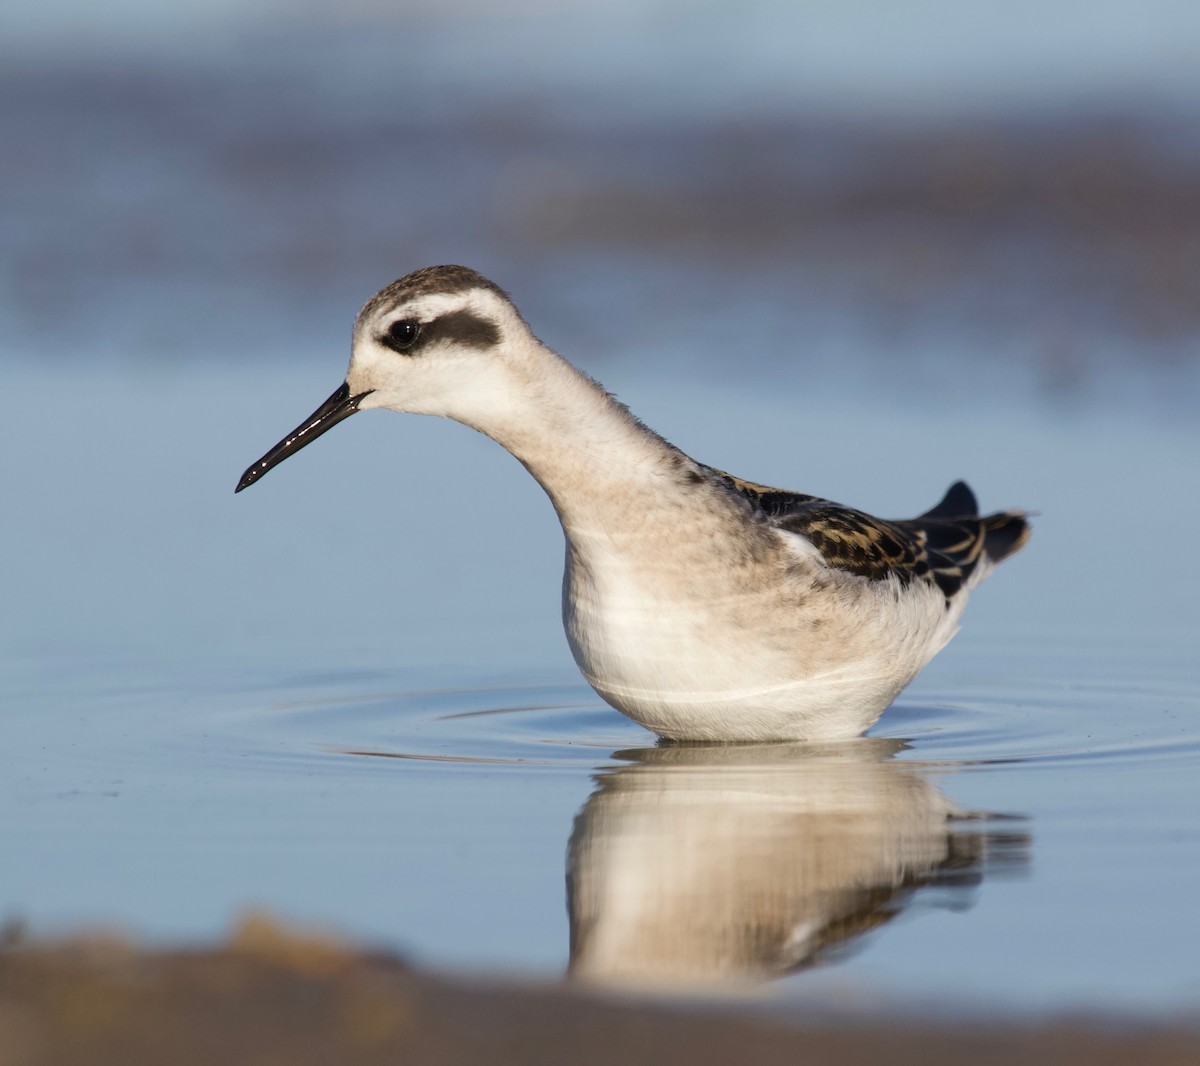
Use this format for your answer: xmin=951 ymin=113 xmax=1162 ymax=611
xmin=235 ymin=383 xmax=374 ymax=493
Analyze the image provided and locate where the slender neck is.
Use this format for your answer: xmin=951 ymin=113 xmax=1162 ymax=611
xmin=481 ymin=346 xmax=686 ymax=529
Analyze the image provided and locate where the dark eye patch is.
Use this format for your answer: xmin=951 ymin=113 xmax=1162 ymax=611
xmin=378 ymin=310 xmax=501 ymax=355
xmin=420 ymin=311 xmax=501 ymax=350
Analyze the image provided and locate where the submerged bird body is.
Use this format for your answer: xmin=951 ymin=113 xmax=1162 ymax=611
xmin=237 ymin=266 xmax=1029 ymax=742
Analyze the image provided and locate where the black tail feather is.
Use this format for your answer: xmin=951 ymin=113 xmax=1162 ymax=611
xmin=981 ymin=512 xmax=1030 ymax=563
xmin=901 ymin=482 xmax=1030 ymax=585
xmin=921 ymin=480 xmax=978 ymax=520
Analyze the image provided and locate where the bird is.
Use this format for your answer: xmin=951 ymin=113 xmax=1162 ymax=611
xmin=236 ymin=265 xmax=1029 ymax=742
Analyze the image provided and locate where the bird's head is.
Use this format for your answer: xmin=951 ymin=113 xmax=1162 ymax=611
xmin=236 ymin=265 xmax=531 ymax=493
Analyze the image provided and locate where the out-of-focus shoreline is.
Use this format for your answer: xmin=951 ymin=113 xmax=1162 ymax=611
xmin=2 ymin=917 xmax=1197 ymax=1066
xmin=4 ymin=45 xmax=1199 ymax=398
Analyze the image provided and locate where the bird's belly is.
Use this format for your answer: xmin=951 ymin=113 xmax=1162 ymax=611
xmin=563 ymin=567 xmax=939 ymax=742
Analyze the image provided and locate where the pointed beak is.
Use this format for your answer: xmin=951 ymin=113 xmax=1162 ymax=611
xmin=235 ymin=383 xmax=374 ymax=493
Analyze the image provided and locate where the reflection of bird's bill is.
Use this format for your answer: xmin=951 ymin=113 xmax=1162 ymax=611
xmin=567 ymin=741 xmax=1029 ymax=987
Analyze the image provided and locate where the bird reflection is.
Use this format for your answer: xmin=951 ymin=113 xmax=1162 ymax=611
xmin=567 ymin=738 xmax=1028 ymax=986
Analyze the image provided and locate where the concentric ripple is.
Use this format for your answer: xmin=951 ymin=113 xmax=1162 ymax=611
xmin=228 ymin=652 xmax=1200 ymax=776
xmin=255 ymin=682 xmax=649 ymax=767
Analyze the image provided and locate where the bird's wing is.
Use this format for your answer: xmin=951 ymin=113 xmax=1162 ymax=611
xmin=714 ymin=474 xmax=1026 ymax=601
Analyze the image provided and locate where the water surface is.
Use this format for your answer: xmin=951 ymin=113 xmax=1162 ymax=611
xmin=4 ymin=361 xmax=1197 ymax=1015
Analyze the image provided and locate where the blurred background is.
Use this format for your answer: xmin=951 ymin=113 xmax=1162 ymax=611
xmin=3 ymin=0 xmax=1200 ymax=1014
xmin=4 ymin=0 xmax=1199 ymax=402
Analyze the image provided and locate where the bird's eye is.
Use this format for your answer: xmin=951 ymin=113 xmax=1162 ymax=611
xmin=384 ymin=319 xmax=421 ymax=351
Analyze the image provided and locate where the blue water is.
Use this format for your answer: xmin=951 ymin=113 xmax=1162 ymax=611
xmin=4 ymin=357 xmax=1198 ymax=1014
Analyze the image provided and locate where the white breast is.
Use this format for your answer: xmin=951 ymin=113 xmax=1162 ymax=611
xmin=561 ymin=528 xmax=953 ymax=742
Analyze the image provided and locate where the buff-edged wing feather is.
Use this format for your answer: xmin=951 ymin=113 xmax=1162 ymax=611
xmin=715 ymin=473 xmax=1029 ymax=603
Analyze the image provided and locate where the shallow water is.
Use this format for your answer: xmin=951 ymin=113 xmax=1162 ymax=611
xmin=3 ymin=361 xmax=1199 ymax=1015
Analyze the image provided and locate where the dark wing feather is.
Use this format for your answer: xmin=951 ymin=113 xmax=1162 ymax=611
xmin=715 ymin=473 xmax=1028 ymax=602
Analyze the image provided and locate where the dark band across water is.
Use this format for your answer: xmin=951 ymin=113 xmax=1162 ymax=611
xmin=235 ymin=383 xmax=374 ymax=492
